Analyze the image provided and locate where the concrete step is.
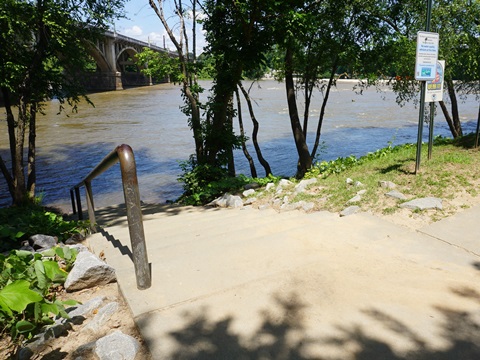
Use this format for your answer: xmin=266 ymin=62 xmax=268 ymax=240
xmin=86 ymin=205 xmax=480 ymax=359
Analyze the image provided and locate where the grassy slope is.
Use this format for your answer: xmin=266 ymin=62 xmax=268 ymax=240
xmin=265 ymin=134 xmax=480 ymax=222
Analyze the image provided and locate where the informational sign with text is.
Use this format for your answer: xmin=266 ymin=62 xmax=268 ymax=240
xmin=415 ymin=31 xmax=439 ymax=81
xmin=425 ymin=60 xmax=445 ymax=102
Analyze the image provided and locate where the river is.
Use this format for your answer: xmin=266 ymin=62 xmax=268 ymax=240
xmin=0 ymin=80 xmax=478 ymax=211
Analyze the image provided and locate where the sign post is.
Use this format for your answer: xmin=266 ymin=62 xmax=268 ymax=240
xmin=425 ymin=60 xmax=445 ymax=159
xmin=414 ymin=27 xmax=439 ymax=173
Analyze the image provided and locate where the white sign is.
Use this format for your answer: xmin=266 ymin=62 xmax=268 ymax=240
xmin=415 ymin=31 xmax=439 ymax=81
xmin=425 ymin=60 xmax=445 ymax=102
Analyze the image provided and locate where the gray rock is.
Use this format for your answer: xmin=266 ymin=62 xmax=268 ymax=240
xmin=65 ymin=233 xmax=86 ymax=245
xmin=356 ymin=189 xmax=367 ymax=195
xmin=19 ymin=245 xmax=35 ymax=252
xmin=208 ymin=194 xmax=228 ymax=207
xmin=265 ymin=182 xmax=275 ymax=191
xmin=386 ymin=190 xmax=408 ymax=200
xmin=244 ymin=197 xmax=257 ymax=205
xmin=30 ymin=234 xmax=57 ymax=251
xmin=273 ymin=199 xmax=282 ymax=207
xmin=340 ymin=206 xmax=361 ymax=217
xmin=67 ymin=296 xmax=108 ymax=319
xmin=280 ymin=203 xmax=298 ymax=211
xmin=258 ymin=204 xmax=270 ymax=210
xmin=294 ymin=178 xmax=317 ymax=193
xmin=226 ymin=195 xmax=243 ymax=208
xmin=347 ymin=195 xmax=362 ymax=203
xmin=18 ymin=322 xmax=73 ymax=360
xmin=242 ymin=189 xmax=256 ymax=197
xmin=72 ymin=341 xmax=96 ymax=359
xmin=379 ymin=180 xmax=397 ymax=189
xmin=65 ymin=251 xmax=116 ymax=292
xmin=94 ymin=331 xmax=139 ymax=360
xmin=278 ymin=179 xmax=293 ymax=188
xmin=400 ymin=197 xmax=443 ymax=210
xmin=66 ymin=243 xmax=90 ymax=253
xmin=301 ymin=201 xmax=315 ymax=212
xmin=354 ymin=181 xmax=364 ymax=187
xmin=82 ymin=302 xmax=119 ymax=334
xmin=346 ymin=178 xmax=354 ymax=185
xmin=244 ymin=182 xmax=260 ymax=190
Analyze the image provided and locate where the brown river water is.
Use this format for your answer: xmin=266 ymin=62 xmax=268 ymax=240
xmin=0 ymin=80 xmax=478 ymax=211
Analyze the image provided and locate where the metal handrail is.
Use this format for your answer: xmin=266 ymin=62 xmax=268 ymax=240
xmin=70 ymin=144 xmax=151 ymax=290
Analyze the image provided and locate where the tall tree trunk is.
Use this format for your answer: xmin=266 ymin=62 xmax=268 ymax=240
xmin=1 ymin=87 xmax=16 ymax=200
xmin=235 ymin=88 xmax=257 ymax=178
xmin=285 ymin=47 xmax=312 ymax=178
xmin=475 ymin=103 xmax=480 ymax=148
xmin=226 ymin=96 xmax=235 ymax=177
xmin=439 ymin=79 xmax=463 ymax=138
xmin=13 ymin=99 xmax=28 ymax=205
xmin=27 ymin=103 xmax=37 ymax=198
xmin=311 ymin=64 xmax=337 ymax=158
xmin=439 ymin=100 xmax=461 ymax=139
xmin=238 ymin=81 xmax=272 ymax=176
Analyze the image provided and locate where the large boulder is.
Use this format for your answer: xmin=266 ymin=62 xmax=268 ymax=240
xmin=64 ymin=251 xmax=116 ymax=292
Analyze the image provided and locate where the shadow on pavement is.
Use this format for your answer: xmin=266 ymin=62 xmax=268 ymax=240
xmin=137 ymin=284 xmax=480 ymax=359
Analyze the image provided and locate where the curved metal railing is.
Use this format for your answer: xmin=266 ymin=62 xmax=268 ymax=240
xmin=70 ymin=144 xmax=151 ymax=290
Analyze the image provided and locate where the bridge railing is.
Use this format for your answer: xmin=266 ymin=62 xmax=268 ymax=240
xmin=70 ymin=144 xmax=151 ymax=290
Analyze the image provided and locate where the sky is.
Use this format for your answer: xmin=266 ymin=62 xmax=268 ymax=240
xmin=114 ymin=1 xmax=207 ymax=53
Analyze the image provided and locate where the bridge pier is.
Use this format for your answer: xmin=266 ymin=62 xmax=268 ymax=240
xmin=81 ymin=71 xmax=124 ymax=92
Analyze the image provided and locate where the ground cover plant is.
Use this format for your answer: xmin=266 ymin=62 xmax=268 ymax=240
xmin=0 ymin=203 xmax=89 ymax=253
xmin=0 ymin=204 xmax=87 ymax=355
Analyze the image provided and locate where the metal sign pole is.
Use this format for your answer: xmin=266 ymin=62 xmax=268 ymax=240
xmin=428 ymin=102 xmax=435 ymax=160
xmin=415 ymin=84 xmax=427 ymax=173
xmin=415 ymin=0 xmax=434 ymax=174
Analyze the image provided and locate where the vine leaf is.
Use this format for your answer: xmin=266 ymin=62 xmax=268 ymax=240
xmin=0 ymin=280 xmax=43 ymax=313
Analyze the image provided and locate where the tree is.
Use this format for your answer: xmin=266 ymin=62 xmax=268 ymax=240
xmin=148 ymin=0 xmax=205 ymax=165
xmin=201 ymin=0 xmax=272 ymax=175
xmin=135 ymin=47 xmax=182 ymax=83
xmin=269 ymin=0 xmax=381 ymax=177
xmin=0 ymin=0 xmax=125 ymax=206
xmin=357 ymin=0 xmax=480 ymax=139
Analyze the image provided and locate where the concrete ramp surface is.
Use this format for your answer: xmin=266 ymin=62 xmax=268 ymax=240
xmin=88 ymin=206 xmax=480 ymax=359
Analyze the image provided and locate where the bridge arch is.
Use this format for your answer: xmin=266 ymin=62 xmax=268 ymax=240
xmin=80 ymin=31 xmax=174 ymax=91
xmin=87 ymin=43 xmax=111 ymax=72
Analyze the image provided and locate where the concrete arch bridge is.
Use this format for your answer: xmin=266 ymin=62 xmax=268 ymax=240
xmin=84 ymin=30 xmax=175 ymax=91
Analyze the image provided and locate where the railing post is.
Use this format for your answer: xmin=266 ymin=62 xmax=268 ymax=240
xmin=85 ymin=180 xmax=97 ymax=233
xmin=70 ymin=190 xmax=77 ymax=215
xmin=75 ymin=187 xmax=83 ymax=220
xmin=117 ymin=145 xmax=151 ymax=290
xmin=69 ymin=144 xmax=150 ymax=290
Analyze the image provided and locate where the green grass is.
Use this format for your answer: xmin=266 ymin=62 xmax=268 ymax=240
xmin=303 ymin=133 xmax=480 ymax=216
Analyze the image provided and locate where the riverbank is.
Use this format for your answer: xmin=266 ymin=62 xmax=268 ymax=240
xmin=217 ymin=135 xmax=480 ymax=230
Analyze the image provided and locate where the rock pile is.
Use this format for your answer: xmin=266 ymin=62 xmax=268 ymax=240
xmin=16 ymin=235 xmax=142 ymax=360
xmin=207 ymin=177 xmax=443 ymax=218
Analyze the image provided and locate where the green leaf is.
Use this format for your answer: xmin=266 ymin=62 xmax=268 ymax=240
xmin=43 ymin=260 xmax=67 ymax=283
xmin=62 ymin=299 xmax=80 ymax=306
xmin=0 ymin=280 xmax=43 ymax=313
xmin=15 ymin=320 xmax=36 ymax=334
xmin=55 ymin=247 xmax=65 ymax=259
xmin=34 ymin=260 xmax=48 ymax=290
xmin=41 ymin=302 xmax=59 ymax=316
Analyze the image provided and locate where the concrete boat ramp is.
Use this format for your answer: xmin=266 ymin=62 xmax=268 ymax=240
xmin=88 ymin=204 xmax=480 ymax=359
